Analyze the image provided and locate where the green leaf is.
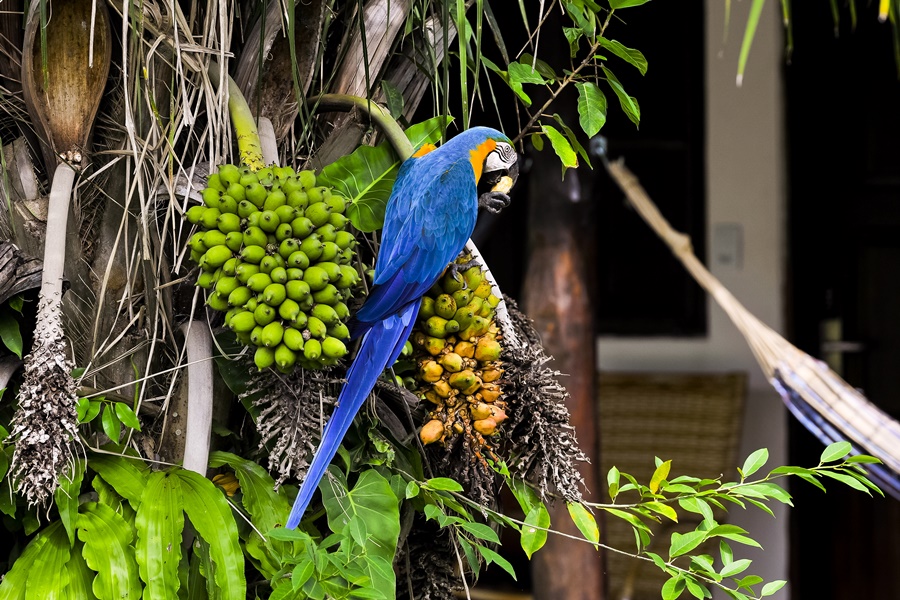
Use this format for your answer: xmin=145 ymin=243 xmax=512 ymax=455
xmin=0 ymin=310 xmax=23 ymax=358
xmin=819 ymin=469 xmax=871 ymax=494
xmin=0 ymin=524 xmax=49 ymax=598
xmin=601 ymin=66 xmax=640 ymax=127
xmin=209 ymin=451 xmax=290 ymax=531
xmin=318 ymin=116 xmax=451 ymax=232
xmin=661 ymin=575 xmax=685 ymax=600
xmin=541 ymin=125 xmax=578 ymax=174
xmin=89 ymin=454 xmax=148 ymax=510
xmin=177 ymin=470 xmax=246 ymax=600
xmin=404 ymin=481 xmax=420 ymax=499
xmin=457 ymin=521 xmax=500 ymax=544
xmin=114 ymin=403 xmax=141 ymax=431
xmin=740 ymin=482 xmax=793 ymax=505
xmin=598 ymin=38 xmax=648 ymax=75
xmin=575 ymin=82 xmax=607 ymax=138
xmin=320 ymin=468 xmax=400 ymax=596
xmin=508 ymin=477 xmax=541 ymax=515
xmin=605 ymin=508 xmax=651 ymax=533
xmin=380 ymin=81 xmax=404 ymax=120
xmin=101 ymin=405 xmax=121 ymax=444
xmin=520 ymin=504 xmax=550 ymax=559
xmin=508 ymin=61 xmax=547 ymax=85
xmin=82 ymin=401 xmax=102 ymax=424
xmin=845 ymin=455 xmax=882 ymax=464
xmin=64 ymin=541 xmax=96 ymax=600
xmin=669 ymin=530 xmax=706 ymax=558
xmin=77 ymin=502 xmax=143 ymax=599
xmin=720 ymin=558 xmax=752 ymax=577
xmin=737 ymin=0 xmax=766 ymax=86
xmin=644 ymin=501 xmax=678 ymax=522
xmin=609 ymin=0 xmax=652 ymax=7
xmin=55 ymin=458 xmax=86 ymax=546
xmin=25 ymin=522 xmax=70 ymax=600
xmin=475 ymin=545 xmax=517 ymax=581
xmin=563 ymin=27 xmax=583 ymax=57
xmin=820 ymin=441 xmax=852 ymax=463
xmin=761 ymin=580 xmax=787 ymax=596
xmin=424 ymin=477 xmax=464 ymax=492
xmin=678 ymin=497 xmax=713 ymax=524
xmin=552 ymin=114 xmax=592 ymax=169
xmin=741 ymin=448 xmax=769 ymax=478
xmin=292 ymin=559 xmax=315 ymax=591
xmin=720 ymin=540 xmax=733 ymax=565
xmin=135 ymin=471 xmax=184 ymax=600
xmin=567 ymin=502 xmax=600 ymax=544
xmin=649 ymin=460 xmax=672 ymax=493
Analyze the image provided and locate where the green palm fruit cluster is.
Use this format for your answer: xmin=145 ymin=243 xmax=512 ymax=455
xmin=410 ymin=257 xmax=507 ymax=457
xmin=186 ymin=163 xmax=360 ymax=372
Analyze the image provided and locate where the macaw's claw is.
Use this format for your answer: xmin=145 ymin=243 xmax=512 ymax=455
xmin=478 ymin=191 xmax=510 ymax=214
xmin=446 ymin=259 xmax=480 ymax=288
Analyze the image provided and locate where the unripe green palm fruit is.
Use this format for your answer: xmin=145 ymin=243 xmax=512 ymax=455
xmin=273 ymin=223 xmax=293 ymax=243
xmin=290 ymin=216 xmax=314 ymax=238
xmin=186 ymin=205 xmax=206 ymax=224
xmin=240 ymin=245 xmax=266 ymax=265
xmin=243 ymin=226 xmax=268 ymax=248
xmin=474 ymin=279 xmax=492 ymax=299
xmin=298 ymin=236 xmax=324 ymax=261
xmin=254 ymin=303 xmax=277 ymax=327
xmin=308 ymin=186 xmax=331 ymax=203
xmin=278 ymin=298 xmax=301 ymax=322
xmin=256 ymin=166 xmax=274 ymax=184
xmin=204 ymin=245 xmax=233 ymax=268
xmin=275 ymin=344 xmax=296 ymax=371
xmin=196 ymin=271 xmax=216 ymax=289
xmin=475 ymin=337 xmax=502 ymax=362
xmin=339 ymin=249 xmax=355 ymax=265
xmin=258 ymin=210 xmax=280 ymax=233
xmin=286 ymin=280 xmax=311 ymax=302
xmin=424 ymin=316 xmax=449 ymax=338
xmin=216 ymin=276 xmax=239 ymax=297
xmin=335 ymin=230 xmax=356 ymax=250
xmin=245 ymin=183 xmax=267 ymax=207
xmin=312 ymin=303 xmax=339 ymax=326
xmin=277 ymin=238 xmax=298 ymax=259
xmin=189 ymin=232 xmax=207 ymax=253
xmin=202 ymin=230 xmax=227 ymax=249
xmin=245 ymin=297 xmax=259 ymax=312
xmin=286 ymin=189 xmax=309 ymax=210
xmin=445 ymin=320 xmax=460 ymax=333
xmin=327 ymin=322 xmax=351 ymax=340
xmin=324 ymin=195 xmax=346 ymax=214
xmin=263 ymin=190 xmax=287 ymax=211
xmin=303 ymin=339 xmax=322 ymax=360
xmin=312 ymin=284 xmax=340 ymax=305
xmin=190 ymin=249 xmax=204 ymax=264
xmin=245 ymin=212 xmax=262 ymax=228
xmin=335 ymin=266 xmax=358 ymax=290
xmin=226 ymin=309 xmax=242 ymax=328
xmin=228 ymin=286 xmax=253 ymax=307
xmin=333 ymin=302 xmax=350 ymax=321
xmin=206 ymin=173 xmax=225 ymax=192
xmin=320 ymin=242 xmax=340 ymax=263
xmin=274 ymin=205 xmax=296 ymax=224
xmin=260 ymin=321 xmax=284 ymax=347
xmin=222 ymin=258 xmax=239 ymax=276
xmin=463 ymin=267 xmax=483 ymax=290
xmin=282 ymin=177 xmax=303 ymax=194
xmin=317 ymin=262 xmax=342 ymax=281
xmin=451 ymin=289 xmax=472 ymax=307
xmin=435 ymin=295 xmax=457 ymax=319
xmin=226 ymin=182 xmax=245 ymax=202
xmin=270 ymin=267 xmax=288 ymax=285
xmin=466 ymin=296 xmax=484 ymax=314
xmin=297 ymin=170 xmax=316 ymax=189
xmin=315 ymin=224 xmax=337 ymax=243
xmin=207 ymin=292 xmax=229 ymax=311
xmin=306 ymin=316 xmax=327 ymax=339
xmin=304 ymin=202 xmax=331 ymax=227
xmin=452 ymin=306 xmax=475 ymax=329
xmin=302 ymin=266 xmax=330 ymax=291
xmin=259 ymin=255 xmax=280 ymax=274
xmin=263 ymin=283 xmax=287 ymax=306
xmin=238 ymin=200 xmax=257 ymax=219
xmin=254 ymin=346 xmax=276 ymax=370
xmin=247 ymin=272 xmax=273 ymax=293
xmin=222 ymin=232 xmax=241 ymax=253
xmin=328 ymin=213 xmax=349 ymax=230
xmin=283 ymin=327 xmax=305 ymax=351
xmin=477 ymin=301 xmax=494 ymax=319
xmin=419 ymin=297 xmax=436 ymax=320
xmin=287 ymin=250 xmax=310 ymax=270
xmin=235 ymin=263 xmax=260 ymax=283
xmin=250 ymin=326 xmax=264 ymax=345
xmin=230 ymin=311 xmax=256 ymax=333
xmin=322 ymin=337 xmax=347 ymax=359
xmin=202 ymin=187 xmax=222 ymax=208
xmin=218 ymin=196 xmax=239 ymax=216
xmin=440 ymin=272 xmax=464 ymax=294
xmin=239 ymin=172 xmax=258 ymax=187
xmin=285 ymin=268 xmax=303 ymax=281
xmin=218 ymin=164 xmax=241 ymax=185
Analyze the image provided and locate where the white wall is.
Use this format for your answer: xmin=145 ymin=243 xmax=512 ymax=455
xmin=597 ymin=1 xmax=790 ymax=597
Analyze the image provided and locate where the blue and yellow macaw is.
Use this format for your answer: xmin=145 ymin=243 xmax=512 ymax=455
xmin=286 ymin=127 xmax=518 ymax=528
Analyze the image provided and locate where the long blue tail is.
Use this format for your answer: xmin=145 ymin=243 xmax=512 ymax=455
xmin=285 ymin=301 xmax=419 ymax=528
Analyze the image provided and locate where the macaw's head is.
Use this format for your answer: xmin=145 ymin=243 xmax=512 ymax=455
xmin=442 ymin=126 xmax=518 ymax=190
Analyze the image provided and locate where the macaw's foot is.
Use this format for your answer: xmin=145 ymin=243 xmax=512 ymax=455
xmin=478 ymin=190 xmax=510 ymax=214
xmin=446 ymin=259 xmax=480 ymax=288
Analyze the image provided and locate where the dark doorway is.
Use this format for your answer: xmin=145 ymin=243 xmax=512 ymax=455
xmin=786 ymin=6 xmax=900 ymax=599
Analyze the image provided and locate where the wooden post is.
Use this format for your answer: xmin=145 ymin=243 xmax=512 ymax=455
xmin=523 ymin=154 xmax=604 ymax=599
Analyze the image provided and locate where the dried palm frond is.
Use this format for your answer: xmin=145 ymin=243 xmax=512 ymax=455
xmin=603 ymin=156 xmax=900 ymax=498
